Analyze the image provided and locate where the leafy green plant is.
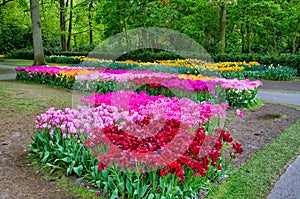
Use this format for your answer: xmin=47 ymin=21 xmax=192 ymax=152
xmin=29 ymin=127 xmax=98 ymax=176
xmin=16 ymin=71 xmax=74 ymax=89
xmin=222 ymin=66 xmax=297 ymax=81
xmin=226 ymin=88 xmax=259 ymax=108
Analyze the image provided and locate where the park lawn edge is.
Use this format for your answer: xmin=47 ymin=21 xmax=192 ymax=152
xmin=207 ymin=102 xmax=300 ymax=199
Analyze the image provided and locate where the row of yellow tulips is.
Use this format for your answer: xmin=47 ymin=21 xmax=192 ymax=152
xmin=48 ymin=55 xmax=261 ymax=72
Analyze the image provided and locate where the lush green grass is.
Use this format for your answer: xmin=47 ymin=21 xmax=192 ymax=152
xmin=208 ymin=104 xmax=300 ymax=199
xmin=291 ymin=76 xmax=300 ymax=82
xmin=2 ymin=58 xmax=34 ymax=66
xmin=0 ymin=80 xmax=72 ymax=111
xmin=1 ymin=58 xmax=75 ymax=67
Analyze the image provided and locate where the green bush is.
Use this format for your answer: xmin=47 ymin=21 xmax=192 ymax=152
xmin=6 ymin=49 xmax=35 ymax=59
xmin=116 ymin=49 xmax=181 ymax=62
xmin=57 ymin=51 xmax=88 ymax=57
xmin=226 ymin=88 xmax=259 ymax=108
xmin=45 ymin=56 xmax=82 ymax=64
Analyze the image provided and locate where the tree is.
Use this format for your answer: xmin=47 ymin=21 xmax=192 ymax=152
xmin=60 ymin=0 xmax=67 ymax=51
xmin=293 ymin=16 xmax=300 ymax=54
xmin=30 ymin=0 xmax=46 ymax=65
xmin=88 ymin=0 xmax=93 ymax=45
xmin=67 ymin=0 xmax=73 ymax=51
xmin=207 ymin=0 xmax=237 ymax=54
xmin=288 ymin=0 xmax=300 ymax=54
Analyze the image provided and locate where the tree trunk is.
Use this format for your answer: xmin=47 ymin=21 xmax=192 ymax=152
xmin=73 ymin=35 xmax=76 ymax=48
xmin=292 ymin=16 xmax=300 ymax=54
xmin=60 ymin=0 xmax=67 ymax=51
xmin=241 ymin=23 xmax=245 ymax=53
xmin=219 ymin=4 xmax=226 ymax=54
xmin=67 ymin=0 xmax=73 ymax=51
xmin=30 ymin=0 xmax=46 ymax=65
xmin=246 ymin=22 xmax=252 ymax=53
xmin=88 ymin=0 xmax=93 ymax=46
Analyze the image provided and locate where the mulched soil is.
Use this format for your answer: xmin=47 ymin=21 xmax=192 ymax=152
xmin=0 ymin=79 xmax=299 ymax=198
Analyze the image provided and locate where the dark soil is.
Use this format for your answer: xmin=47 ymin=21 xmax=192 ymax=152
xmin=0 ymin=80 xmax=299 ymax=198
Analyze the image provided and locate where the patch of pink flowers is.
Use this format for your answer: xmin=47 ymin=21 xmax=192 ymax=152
xmin=34 ymin=90 xmax=243 ymax=182
xmin=75 ymin=69 xmax=262 ymax=92
xmin=17 ymin=66 xmax=262 ymax=92
xmin=35 ymin=105 xmax=117 ymax=138
xmin=215 ymin=77 xmax=262 ymax=92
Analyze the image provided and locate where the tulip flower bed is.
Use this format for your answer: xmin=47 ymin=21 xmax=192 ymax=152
xmin=46 ymin=55 xmax=259 ymax=73
xmin=45 ymin=55 xmax=297 ymax=80
xmin=16 ymin=66 xmax=262 ymax=108
xmin=29 ymin=90 xmax=244 ymax=198
xmin=81 ymin=58 xmax=261 ymax=78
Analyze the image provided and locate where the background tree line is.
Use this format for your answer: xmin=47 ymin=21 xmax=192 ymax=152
xmin=0 ymin=0 xmax=299 ymax=56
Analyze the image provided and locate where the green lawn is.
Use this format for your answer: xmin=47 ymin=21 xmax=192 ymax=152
xmin=2 ymin=59 xmax=74 ymax=67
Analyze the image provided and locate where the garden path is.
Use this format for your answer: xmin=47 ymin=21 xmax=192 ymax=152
xmin=0 ymin=64 xmax=18 ymax=69
xmin=258 ymin=90 xmax=300 ymax=106
xmin=267 ymin=155 xmax=300 ymax=199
